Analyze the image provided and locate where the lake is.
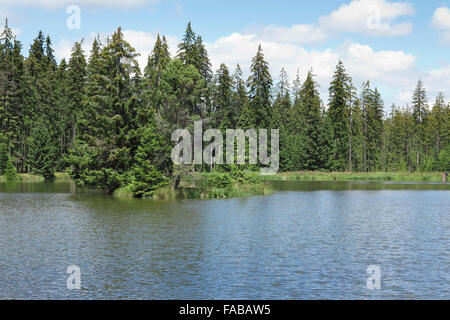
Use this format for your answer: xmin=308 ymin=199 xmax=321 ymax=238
xmin=0 ymin=180 xmax=449 ymax=299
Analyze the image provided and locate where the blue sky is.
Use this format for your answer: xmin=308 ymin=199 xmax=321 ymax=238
xmin=2 ymin=0 xmax=450 ymax=107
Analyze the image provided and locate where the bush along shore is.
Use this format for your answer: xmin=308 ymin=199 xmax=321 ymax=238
xmin=113 ymin=171 xmax=273 ymax=200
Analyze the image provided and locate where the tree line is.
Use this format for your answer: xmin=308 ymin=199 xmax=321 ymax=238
xmin=0 ymin=21 xmax=449 ymax=196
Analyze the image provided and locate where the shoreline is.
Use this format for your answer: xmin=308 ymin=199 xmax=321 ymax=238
xmin=1 ymin=171 xmax=447 ymax=200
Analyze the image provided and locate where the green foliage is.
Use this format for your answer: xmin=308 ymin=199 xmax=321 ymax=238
xmin=27 ymin=120 xmax=57 ymax=179
xmin=245 ymin=45 xmax=273 ymax=129
xmin=129 ymin=125 xmax=169 ymax=198
xmin=177 ymin=22 xmax=212 ymax=82
xmin=0 ymin=142 xmax=8 ymax=173
xmin=0 ymin=142 xmax=17 ymax=180
xmin=1 ymin=20 xmax=450 ymax=197
xmin=438 ymin=145 xmax=450 ymax=171
xmin=326 ymin=60 xmax=353 ymax=171
xmin=207 ymin=173 xmax=233 ymax=189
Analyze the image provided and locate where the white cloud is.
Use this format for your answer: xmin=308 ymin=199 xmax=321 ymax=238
xmin=319 ymin=0 xmax=414 ymax=36
xmin=252 ymin=0 xmax=414 ymax=45
xmin=0 ymin=0 xmax=157 ymax=9
xmin=255 ymin=24 xmax=329 ymax=45
xmin=431 ymin=7 xmax=450 ymax=45
xmin=431 ymin=7 xmax=450 ymax=29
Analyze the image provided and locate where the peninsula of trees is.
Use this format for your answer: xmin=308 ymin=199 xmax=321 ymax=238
xmin=0 ymin=21 xmax=449 ymax=197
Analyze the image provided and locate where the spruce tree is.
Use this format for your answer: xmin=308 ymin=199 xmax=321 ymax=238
xmin=273 ymin=68 xmax=291 ymax=129
xmin=27 ymin=120 xmax=57 ymax=179
xmin=66 ymin=41 xmax=87 ymax=148
xmin=232 ymin=64 xmax=248 ymax=128
xmin=213 ymin=63 xmax=233 ymax=129
xmin=299 ymin=70 xmax=322 ymax=170
xmin=177 ymin=22 xmax=197 ymax=67
xmin=70 ymin=27 xmax=141 ymax=189
xmin=411 ymin=79 xmax=428 ymax=168
xmin=0 ymin=142 xmax=9 ymax=174
xmin=247 ymin=44 xmax=273 ymax=128
xmin=130 ymin=123 xmax=168 ymax=198
xmin=144 ymin=34 xmax=171 ymax=88
xmin=0 ymin=20 xmax=25 ymax=167
xmin=327 ymin=60 xmax=353 ymax=171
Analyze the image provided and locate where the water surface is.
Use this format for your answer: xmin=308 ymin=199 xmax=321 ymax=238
xmin=1 ymin=180 xmax=449 ymax=299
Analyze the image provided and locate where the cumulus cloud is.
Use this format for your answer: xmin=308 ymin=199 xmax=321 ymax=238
xmin=252 ymin=0 xmax=414 ymax=45
xmin=0 ymin=0 xmax=157 ymax=9
xmin=319 ymin=0 xmax=414 ymax=36
xmin=431 ymin=7 xmax=450 ymax=44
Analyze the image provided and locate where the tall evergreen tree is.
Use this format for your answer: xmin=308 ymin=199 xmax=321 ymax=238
xmin=213 ymin=63 xmax=233 ymax=129
xmin=70 ymin=27 xmax=141 ymax=189
xmin=246 ymin=44 xmax=273 ymax=128
xmin=298 ymin=70 xmax=323 ymax=170
xmin=144 ymin=34 xmax=171 ymax=88
xmin=0 ymin=20 xmax=24 ymax=166
xmin=27 ymin=120 xmax=57 ymax=179
xmin=327 ymin=60 xmax=353 ymax=171
xmin=66 ymin=41 xmax=87 ymax=148
xmin=411 ymin=79 xmax=428 ymax=168
xmin=231 ymin=64 xmax=247 ymax=128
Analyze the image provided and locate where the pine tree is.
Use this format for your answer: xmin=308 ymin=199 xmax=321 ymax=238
xmin=27 ymin=120 xmax=57 ymax=179
xmin=0 ymin=142 xmax=18 ymax=180
xmin=66 ymin=41 xmax=87 ymax=148
xmin=0 ymin=142 xmax=9 ymax=174
xmin=411 ymin=79 xmax=428 ymax=168
xmin=70 ymin=27 xmax=141 ymax=189
xmin=232 ymin=64 xmax=248 ymax=128
xmin=144 ymin=34 xmax=171 ymax=88
xmin=327 ymin=60 xmax=353 ymax=171
xmin=213 ymin=63 xmax=233 ymax=129
xmin=298 ymin=70 xmax=323 ymax=170
xmin=177 ymin=22 xmax=197 ymax=67
xmin=193 ymin=36 xmax=212 ymax=83
xmin=0 ymin=21 xmax=22 ymax=162
xmin=273 ymin=68 xmax=291 ymax=129
xmin=159 ymin=58 xmax=205 ymax=126
xmin=429 ymin=93 xmax=446 ymax=155
xmin=130 ymin=123 xmax=168 ymax=198
xmin=54 ymin=58 xmax=69 ymax=163
xmin=177 ymin=22 xmax=212 ymax=83
xmin=247 ymin=44 xmax=273 ymax=128
xmin=360 ymin=82 xmax=384 ymax=171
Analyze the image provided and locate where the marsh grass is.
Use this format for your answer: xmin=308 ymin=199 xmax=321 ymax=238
xmin=251 ymin=171 xmax=444 ymax=182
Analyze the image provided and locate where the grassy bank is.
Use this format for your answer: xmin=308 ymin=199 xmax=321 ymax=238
xmin=251 ymin=171 xmax=445 ymax=182
xmin=0 ymin=171 xmax=72 ymax=183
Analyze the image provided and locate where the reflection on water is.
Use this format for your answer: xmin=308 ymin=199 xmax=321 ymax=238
xmin=0 ymin=180 xmax=449 ymax=299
